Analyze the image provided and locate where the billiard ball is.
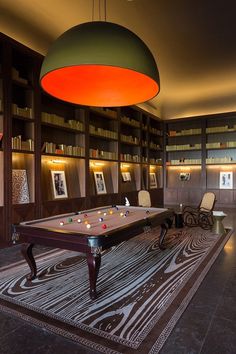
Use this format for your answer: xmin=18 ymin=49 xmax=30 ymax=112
xmin=86 ymin=224 xmax=91 ymax=229
xmin=120 ymin=212 xmax=124 ymax=217
xmin=84 ymin=214 xmax=88 ymax=218
xmin=59 ymin=221 xmax=64 ymax=226
xmin=146 ymin=210 xmax=150 ymax=214
xmin=102 ymin=224 xmax=107 ymax=229
xmin=109 ymin=210 xmax=113 ymax=215
xmin=68 ymin=217 xmax=73 ymax=223
xmin=99 ymin=217 xmax=104 ymax=222
xmin=84 ymin=220 xmax=88 ymax=225
xmin=77 ymin=219 xmax=82 ymax=223
xmin=97 ymin=211 xmax=101 ymax=214
xmin=116 ymin=206 xmax=119 ymax=210
xmin=126 ymin=210 xmax=129 ymax=214
xmin=103 ymin=212 xmax=107 ymax=216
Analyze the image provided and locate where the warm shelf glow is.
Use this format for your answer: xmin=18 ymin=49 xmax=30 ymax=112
xmin=167 ymin=165 xmax=201 ymax=170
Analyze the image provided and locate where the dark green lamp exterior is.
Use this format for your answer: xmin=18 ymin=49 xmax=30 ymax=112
xmin=40 ymin=21 xmax=160 ymax=106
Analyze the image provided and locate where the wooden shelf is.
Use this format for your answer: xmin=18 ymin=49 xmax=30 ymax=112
xmin=12 ymin=149 xmax=34 ymax=154
xmin=167 ymin=133 xmax=201 ymax=138
xmin=42 ymin=121 xmax=84 ymax=134
xmin=12 ymin=114 xmax=34 ymax=122
xmin=206 ymin=146 xmax=236 ymax=150
xmin=12 ymin=79 xmax=32 ymax=90
xmin=42 ymin=152 xmax=85 ymax=159
xmin=89 ymin=133 xmax=117 ymax=141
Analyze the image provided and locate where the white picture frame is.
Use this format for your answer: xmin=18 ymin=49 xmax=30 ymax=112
xmin=219 ymin=171 xmax=233 ymax=189
xmin=94 ymin=171 xmax=107 ymax=194
xmin=122 ymin=171 xmax=131 ymax=182
xmin=149 ymin=172 xmax=157 ymax=189
xmin=51 ymin=170 xmax=68 ymax=199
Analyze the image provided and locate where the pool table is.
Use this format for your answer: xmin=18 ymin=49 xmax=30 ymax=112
xmin=14 ymin=205 xmax=174 ymax=299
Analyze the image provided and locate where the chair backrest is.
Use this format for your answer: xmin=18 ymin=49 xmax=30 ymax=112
xmin=138 ymin=190 xmax=151 ymax=207
xmin=199 ymin=192 xmax=216 ymax=211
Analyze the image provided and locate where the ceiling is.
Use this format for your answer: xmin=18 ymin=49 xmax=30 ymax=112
xmin=1 ymin=0 xmax=236 ymax=120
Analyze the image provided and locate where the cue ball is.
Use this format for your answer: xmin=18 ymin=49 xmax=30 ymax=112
xmin=99 ymin=217 xmax=103 ymax=222
xmin=59 ymin=221 xmax=64 ymax=226
xmin=102 ymin=224 xmax=107 ymax=229
xmin=103 ymin=212 xmax=107 ymax=216
xmin=86 ymin=224 xmax=91 ymax=229
xmin=98 ymin=211 xmax=101 ymax=214
xmin=77 ymin=219 xmax=82 ymax=223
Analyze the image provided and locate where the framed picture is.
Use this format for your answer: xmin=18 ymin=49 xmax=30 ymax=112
xmin=51 ymin=170 xmax=68 ymax=199
xmin=122 ymin=171 xmax=131 ymax=182
xmin=94 ymin=171 xmax=107 ymax=194
xmin=179 ymin=172 xmax=191 ymax=181
xmin=219 ymin=171 xmax=233 ymax=189
xmin=149 ymin=172 xmax=157 ymax=189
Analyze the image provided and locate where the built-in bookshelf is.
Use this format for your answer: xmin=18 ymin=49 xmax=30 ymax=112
xmin=0 ymin=32 xmax=164 ymax=243
xmin=164 ymin=114 xmax=236 ymax=207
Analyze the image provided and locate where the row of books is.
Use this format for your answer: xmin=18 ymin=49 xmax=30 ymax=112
xmin=150 ymin=158 xmax=162 ymax=164
xmin=90 ymin=107 xmax=117 ymax=118
xmin=121 ymin=115 xmax=140 ymax=128
xmin=167 ymin=159 xmax=202 ymax=165
xmin=89 ymin=125 xmax=117 ymax=140
xmin=89 ymin=149 xmax=117 ymax=160
xmin=121 ymin=134 xmax=139 ymax=145
xmin=41 ymin=112 xmax=84 ymax=132
xmin=206 ymin=157 xmax=234 ymax=164
xmin=12 ymin=67 xmax=29 ymax=85
xmin=120 ymin=154 xmax=140 ymax=162
xmin=12 ymin=103 xmax=33 ymax=118
xmin=42 ymin=142 xmax=85 ymax=156
xmin=206 ymin=141 xmax=236 ymax=149
xmin=12 ymin=136 xmax=34 ymax=151
xmin=166 ymin=143 xmax=201 ymax=151
xmin=150 ymin=142 xmax=161 ymax=150
xmin=206 ymin=125 xmax=236 ymax=133
xmin=168 ymin=128 xmax=201 ymax=136
xmin=149 ymin=127 xmax=162 ymax=136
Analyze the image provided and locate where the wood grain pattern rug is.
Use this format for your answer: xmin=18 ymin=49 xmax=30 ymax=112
xmin=0 ymin=226 xmax=232 ymax=354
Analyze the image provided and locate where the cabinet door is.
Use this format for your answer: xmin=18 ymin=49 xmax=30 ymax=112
xmin=177 ymin=189 xmax=189 ymax=204
xmin=164 ymin=188 xmax=178 ymax=204
xmin=219 ymin=190 xmax=233 ymax=205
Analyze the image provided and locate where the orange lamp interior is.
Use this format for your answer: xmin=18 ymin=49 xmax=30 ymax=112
xmin=40 ymin=65 xmax=159 ymax=106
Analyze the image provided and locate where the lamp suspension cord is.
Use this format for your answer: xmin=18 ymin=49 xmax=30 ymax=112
xmin=92 ymin=0 xmax=94 ymax=21
xmin=92 ymin=0 xmax=106 ymax=21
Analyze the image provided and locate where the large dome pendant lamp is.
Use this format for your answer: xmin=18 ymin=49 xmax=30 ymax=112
xmin=40 ymin=3 xmax=160 ymax=107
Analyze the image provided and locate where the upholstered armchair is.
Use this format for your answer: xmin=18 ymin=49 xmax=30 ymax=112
xmin=138 ymin=190 xmax=151 ymax=207
xmin=183 ymin=192 xmax=216 ymax=230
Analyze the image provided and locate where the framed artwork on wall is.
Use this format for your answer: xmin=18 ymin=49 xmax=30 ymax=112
xmin=149 ymin=172 xmax=157 ymax=189
xmin=94 ymin=171 xmax=107 ymax=194
xmin=122 ymin=171 xmax=131 ymax=182
xmin=51 ymin=170 xmax=68 ymax=199
xmin=219 ymin=171 xmax=233 ymax=189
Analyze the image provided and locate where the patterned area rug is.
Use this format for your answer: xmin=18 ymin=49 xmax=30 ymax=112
xmin=0 ymin=226 xmax=232 ymax=354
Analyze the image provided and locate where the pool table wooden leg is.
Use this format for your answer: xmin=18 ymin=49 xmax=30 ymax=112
xmin=159 ymin=217 xmax=173 ymax=250
xmin=87 ymin=251 xmax=101 ymax=300
xmin=21 ymin=243 xmax=37 ymax=280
